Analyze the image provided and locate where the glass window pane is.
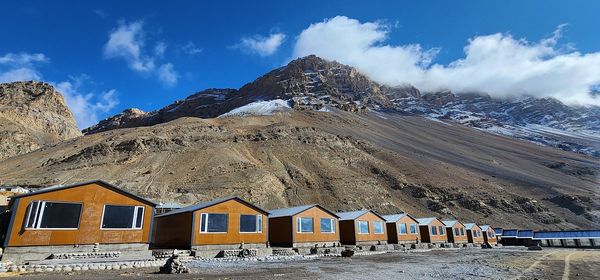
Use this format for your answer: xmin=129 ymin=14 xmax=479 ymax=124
xmin=454 ymin=228 xmax=459 ymax=236
xmin=135 ymin=207 xmax=144 ymax=228
xmin=440 ymin=226 xmax=445 ymax=235
xmin=358 ymin=221 xmax=369 ymax=234
xmin=258 ymin=215 xmax=262 ymax=232
xmin=399 ymin=223 xmax=407 ymax=234
xmin=102 ymin=205 xmax=135 ymax=229
xmin=207 ymin=213 xmax=228 ymax=232
xmin=39 ymin=202 xmax=82 ymax=229
xmin=300 ymin=217 xmax=313 ymax=232
xmin=410 ymin=224 xmax=417 ymax=234
xmin=320 ymin=218 xmax=333 ymax=233
xmin=25 ymin=201 xmax=39 ymax=228
xmin=431 ymin=226 xmax=438 ymax=235
xmin=240 ymin=214 xmax=258 ymax=232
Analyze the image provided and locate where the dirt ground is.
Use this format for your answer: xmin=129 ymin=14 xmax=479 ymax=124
xmin=4 ymin=248 xmax=600 ymax=280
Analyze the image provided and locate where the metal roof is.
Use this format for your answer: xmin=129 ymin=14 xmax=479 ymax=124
xmin=533 ymin=230 xmax=600 ymax=240
xmin=9 ymin=180 xmax=156 ymax=206
xmin=480 ymin=225 xmax=492 ymax=231
xmin=442 ymin=220 xmax=467 ymax=228
xmin=269 ymin=204 xmax=339 ymax=218
xmin=382 ymin=213 xmax=418 ymax=223
xmin=155 ymin=196 xmax=268 ymax=218
xmin=416 ymin=217 xmax=439 ymax=225
xmin=494 ymin=228 xmax=503 ymax=235
xmin=517 ymin=230 xmax=534 ymax=238
xmin=464 ymin=223 xmax=480 ymax=230
xmin=336 ymin=210 xmax=385 ymax=221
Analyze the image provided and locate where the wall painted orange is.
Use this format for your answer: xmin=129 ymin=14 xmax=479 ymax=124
xmin=418 ymin=219 xmax=447 ymax=243
xmin=339 ymin=212 xmax=387 ymax=245
xmin=445 ymin=223 xmax=468 ymax=243
xmin=5 ymin=182 xmax=154 ymax=247
xmin=467 ymin=225 xmax=485 ymax=244
xmin=291 ymin=207 xmax=339 ymax=244
xmin=386 ymin=216 xmax=420 ymax=244
xmin=483 ymin=227 xmax=498 ymax=244
xmin=191 ymin=199 xmax=267 ymax=246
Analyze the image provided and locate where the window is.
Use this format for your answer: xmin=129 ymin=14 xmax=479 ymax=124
xmin=374 ymin=221 xmax=384 ymax=234
xmin=431 ymin=226 xmax=438 ymax=235
xmin=439 ymin=226 xmax=445 ymax=235
xmin=398 ymin=223 xmax=407 ymax=234
xmin=320 ymin=218 xmax=335 ymax=233
xmin=473 ymin=230 xmax=477 ymax=237
xmin=297 ymin=217 xmax=313 ymax=233
xmin=101 ymin=205 xmax=145 ymax=229
xmin=357 ymin=221 xmax=369 ymax=234
xmin=200 ymin=213 xmax=228 ymax=233
xmin=24 ymin=201 xmax=82 ymax=229
xmin=454 ymin=228 xmax=459 ymax=236
xmin=410 ymin=223 xmax=418 ymax=234
xmin=240 ymin=214 xmax=262 ymax=233
xmin=460 ymin=228 xmax=465 ymax=236
xmin=489 ymin=231 xmax=495 ymax=237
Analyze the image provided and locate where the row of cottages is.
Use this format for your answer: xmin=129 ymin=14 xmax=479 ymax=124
xmin=0 ymin=180 xmax=502 ymax=264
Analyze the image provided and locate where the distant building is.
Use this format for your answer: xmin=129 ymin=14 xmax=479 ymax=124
xmin=416 ymin=217 xmax=447 ymax=244
xmin=480 ymin=225 xmax=498 ymax=245
xmin=336 ymin=210 xmax=388 ymax=245
xmin=382 ymin=213 xmax=420 ymax=246
xmin=464 ymin=223 xmax=485 ymax=245
xmin=443 ymin=220 xmax=468 ymax=244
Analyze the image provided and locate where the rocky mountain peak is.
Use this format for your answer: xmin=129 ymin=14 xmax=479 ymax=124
xmin=0 ymin=80 xmax=82 ymax=160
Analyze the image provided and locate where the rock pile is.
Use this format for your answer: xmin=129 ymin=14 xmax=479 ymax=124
xmin=159 ymin=254 xmax=189 ymax=274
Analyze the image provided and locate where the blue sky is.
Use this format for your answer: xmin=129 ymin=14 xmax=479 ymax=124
xmin=1 ymin=0 xmax=600 ymax=128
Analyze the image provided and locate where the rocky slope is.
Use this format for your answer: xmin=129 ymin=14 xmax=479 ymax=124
xmin=83 ymin=56 xmax=599 ymax=159
xmin=0 ymin=81 xmax=82 ymax=160
xmin=1 ymin=110 xmax=598 ymax=230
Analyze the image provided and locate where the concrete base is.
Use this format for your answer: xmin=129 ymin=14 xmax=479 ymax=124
xmin=192 ymin=244 xmax=270 ymax=259
xmin=2 ymin=243 xmax=152 ymax=265
xmin=355 ymin=240 xmax=388 ymax=246
xmin=292 ymin=241 xmax=341 ymax=248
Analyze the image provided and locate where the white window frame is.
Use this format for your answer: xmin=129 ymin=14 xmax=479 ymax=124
xmin=100 ymin=205 xmax=145 ymax=230
xmin=460 ymin=228 xmax=465 ymax=236
xmin=454 ymin=228 xmax=459 ymax=236
xmin=431 ymin=226 xmax=438 ymax=235
xmin=439 ymin=225 xmax=445 ymax=235
xmin=397 ymin=223 xmax=407 ymax=235
xmin=409 ymin=223 xmax=418 ymax=234
xmin=200 ymin=213 xmax=229 ymax=233
xmin=320 ymin=218 xmax=335 ymax=233
xmin=24 ymin=200 xmax=83 ymax=230
xmin=297 ymin=217 xmax=314 ymax=233
xmin=357 ymin=220 xmax=369 ymax=234
xmin=239 ymin=214 xmax=262 ymax=233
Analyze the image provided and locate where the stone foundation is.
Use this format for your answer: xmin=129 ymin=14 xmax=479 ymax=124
xmin=191 ymin=244 xmax=271 ymax=259
xmin=2 ymin=243 xmax=152 ymax=265
xmin=292 ymin=241 xmax=341 ymax=248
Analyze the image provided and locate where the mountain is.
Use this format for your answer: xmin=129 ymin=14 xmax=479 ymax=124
xmin=1 ymin=56 xmax=598 ymax=230
xmin=0 ymin=81 xmax=82 ymax=160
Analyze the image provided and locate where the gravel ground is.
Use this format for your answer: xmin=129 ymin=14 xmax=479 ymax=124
xmin=6 ymin=248 xmax=600 ymax=279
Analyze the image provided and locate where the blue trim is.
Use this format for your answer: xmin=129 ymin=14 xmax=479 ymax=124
xmin=533 ymin=230 xmax=600 ymax=240
xmin=3 ymin=198 xmax=20 ymax=248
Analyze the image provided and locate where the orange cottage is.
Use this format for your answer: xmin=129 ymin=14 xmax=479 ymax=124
xmin=480 ymin=225 xmax=498 ymax=245
xmin=465 ymin=223 xmax=485 ymax=244
xmin=0 ymin=180 xmax=156 ymax=264
xmin=336 ymin=210 xmax=387 ymax=245
xmin=152 ymin=196 xmax=269 ymax=258
xmin=417 ymin=217 xmax=447 ymax=244
xmin=442 ymin=220 xmax=469 ymax=244
xmin=268 ymin=205 xmax=340 ymax=248
xmin=382 ymin=214 xmax=420 ymax=245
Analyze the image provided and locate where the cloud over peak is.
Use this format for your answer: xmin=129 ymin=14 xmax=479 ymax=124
xmin=234 ymin=32 xmax=286 ymax=56
xmin=103 ymin=20 xmax=179 ymax=86
xmin=293 ymin=16 xmax=600 ymax=106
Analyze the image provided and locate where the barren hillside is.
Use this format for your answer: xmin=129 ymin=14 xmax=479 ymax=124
xmin=1 ymin=109 xmax=597 ymax=230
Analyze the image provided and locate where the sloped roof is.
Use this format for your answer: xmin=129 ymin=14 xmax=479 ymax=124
xmin=502 ymin=229 xmax=518 ymax=237
xmin=417 ymin=217 xmax=440 ymax=225
xmin=442 ymin=220 xmax=465 ymax=227
xmin=494 ymin=228 xmax=503 ymax=235
xmin=269 ymin=204 xmax=339 ymax=218
xmin=382 ymin=213 xmax=418 ymax=223
xmin=336 ymin=210 xmax=385 ymax=221
xmin=9 ymin=180 xmax=156 ymax=206
xmin=155 ymin=196 xmax=268 ymax=217
xmin=480 ymin=225 xmax=492 ymax=231
xmin=464 ymin=223 xmax=480 ymax=230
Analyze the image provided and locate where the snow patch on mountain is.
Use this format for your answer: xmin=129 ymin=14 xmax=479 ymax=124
xmin=219 ymin=99 xmax=291 ymax=117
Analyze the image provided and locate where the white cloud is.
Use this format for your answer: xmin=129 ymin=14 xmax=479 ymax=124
xmin=234 ymin=33 xmax=286 ymax=56
xmin=157 ymin=63 xmax=179 ymax=87
xmin=0 ymin=52 xmax=119 ymax=129
xmin=103 ymin=20 xmax=179 ymax=86
xmin=180 ymin=41 xmax=203 ymax=55
xmin=54 ymin=76 xmax=118 ymax=129
xmin=0 ymin=52 xmax=48 ymax=82
xmin=293 ymin=16 xmax=600 ymax=106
